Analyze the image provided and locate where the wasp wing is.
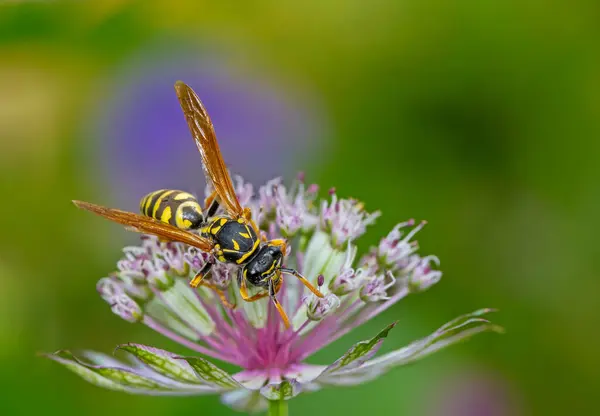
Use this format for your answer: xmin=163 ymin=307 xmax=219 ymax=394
xmin=174 ymin=81 xmax=244 ymax=218
xmin=73 ymin=200 xmax=214 ymax=251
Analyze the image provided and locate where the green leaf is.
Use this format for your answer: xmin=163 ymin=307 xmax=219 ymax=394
xmin=177 ymin=356 xmax=241 ymax=389
xmin=321 ymin=321 xmax=396 ymax=375
xmin=117 ymin=344 xmax=203 ymax=384
xmin=260 ymin=380 xmax=300 ymax=401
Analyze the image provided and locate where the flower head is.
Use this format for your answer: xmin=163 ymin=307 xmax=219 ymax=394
xmin=47 ymin=176 xmax=500 ymax=413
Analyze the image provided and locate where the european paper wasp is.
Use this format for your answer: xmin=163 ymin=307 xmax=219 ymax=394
xmin=73 ymin=81 xmax=324 ymax=328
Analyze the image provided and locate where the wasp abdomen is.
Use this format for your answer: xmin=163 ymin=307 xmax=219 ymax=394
xmin=140 ymin=189 xmax=204 ymax=230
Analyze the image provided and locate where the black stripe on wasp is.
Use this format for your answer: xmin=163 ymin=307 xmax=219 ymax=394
xmin=73 ymin=81 xmax=324 ymax=329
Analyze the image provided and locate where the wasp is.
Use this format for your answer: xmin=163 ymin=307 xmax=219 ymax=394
xmin=73 ymin=81 xmax=324 ymax=328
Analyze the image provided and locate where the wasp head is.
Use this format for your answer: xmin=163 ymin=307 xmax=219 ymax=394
xmin=243 ymin=244 xmax=283 ymax=286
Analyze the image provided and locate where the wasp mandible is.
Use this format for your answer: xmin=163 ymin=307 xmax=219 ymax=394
xmin=74 ymin=81 xmax=324 ymax=328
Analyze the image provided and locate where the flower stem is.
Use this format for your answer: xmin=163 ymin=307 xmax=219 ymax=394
xmin=268 ymin=400 xmax=288 ymax=416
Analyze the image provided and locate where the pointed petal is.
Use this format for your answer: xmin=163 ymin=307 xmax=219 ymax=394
xmin=44 ymin=350 xmax=217 ymax=395
xmin=315 ymin=309 xmax=502 ymax=386
xmin=117 ymin=344 xmax=204 ymax=385
xmin=81 ymin=351 xmax=128 ymax=367
xmin=260 ymin=379 xmax=301 ymax=401
xmin=282 ymin=365 xmax=325 ymax=392
xmin=152 ymin=279 xmax=215 ymax=335
xmin=302 ymin=231 xmax=333 ymax=285
xmin=233 ymin=370 xmax=269 ymax=389
xmin=221 ymin=389 xmax=268 ymax=413
xmin=177 ymin=356 xmax=242 ymax=389
xmin=144 ymin=300 xmax=201 ymax=341
xmin=320 ymin=321 xmax=396 ymax=376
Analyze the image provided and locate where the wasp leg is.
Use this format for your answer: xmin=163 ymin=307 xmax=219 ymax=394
xmin=190 ymin=262 xmax=234 ymax=309
xmin=239 ymin=273 xmax=270 ymax=302
xmin=238 ymin=271 xmax=288 ymax=327
xmin=204 ymin=190 xmax=221 ymax=218
xmin=269 ymin=275 xmax=290 ymax=329
xmin=198 ymin=281 xmax=235 ymax=309
xmin=279 ymin=267 xmax=324 ymax=298
xmin=190 ymin=262 xmax=212 ymax=288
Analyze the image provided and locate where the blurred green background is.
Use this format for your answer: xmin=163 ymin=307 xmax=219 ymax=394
xmin=2 ymin=1 xmax=599 ymax=415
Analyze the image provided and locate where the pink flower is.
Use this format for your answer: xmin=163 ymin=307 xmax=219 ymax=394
xmin=46 ymin=176 xmax=500 ymax=413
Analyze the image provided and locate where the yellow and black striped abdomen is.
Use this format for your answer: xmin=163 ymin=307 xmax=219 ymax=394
xmin=140 ymin=189 xmax=204 ymax=230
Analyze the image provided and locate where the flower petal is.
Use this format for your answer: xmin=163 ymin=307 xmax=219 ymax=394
xmin=45 ymin=350 xmax=217 ymax=395
xmin=177 ymin=356 xmax=243 ymax=389
xmin=302 ymin=231 xmax=334 ymax=285
xmin=260 ymin=379 xmax=301 ymax=401
xmin=152 ymin=279 xmax=215 ymax=335
xmin=315 ymin=309 xmax=502 ymax=386
xmin=117 ymin=344 xmax=203 ymax=385
xmin=319 ymin=321 xmax=396 ymax=376
xmin=221 ymin=389 xmax=268 ymax=414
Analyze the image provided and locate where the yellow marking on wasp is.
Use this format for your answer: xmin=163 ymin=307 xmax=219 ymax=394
xmin=239 ymin=232 xmax=251 ymax=239
xmin=200 ymin=226 xmax=210 ymax=234
xmin=236 ymin=238 xmax=260 ymax=264
xmin=139 ymin=195 xmax=148 ymax=212
xmin=237 ymin=218 xmax=244 ymax=224
xmin=152 ymin=190 xmax=176 ymax=217
xmin=175 ymin=211 xmax=192 ymax=229
xmin=160 ymin=206 xmax=172 ymax=223
xmin=143 ymin=189 xmax=164 ymax=214
xmin=211 ymin=225 xmax=222 ymax=234
xmin=220 ymin=218 xmax=227 ymax=226
xmin=218 ymin=255 xmax=226 ymax=262
xmin=261 ymin=259 xmax=277 ymax=277
xmin=174 ymin=192 xmax=194 ymax=200
xmin=232 ymin=239 xmax=240 ymax=250
xmin=175 ymin=201 xmax=202 ymax=229
xmin=181 ymin=200 xmax=202 ymax=211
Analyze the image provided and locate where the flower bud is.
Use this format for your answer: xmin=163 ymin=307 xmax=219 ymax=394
xmin=360 ymin=271 xmax=396 ymax=302
xmin=109 ymin=293 xmax=143 ymax=323
xmin=306 ymin=293 xmax=340 ymax=321
xmin=97 ymin=277 xmax=124 ymax=302
xmin=377 ymin=220 xmax=426 ymax=270
xmin=408 ymin=256 xmax=442 ymax=292
xmin=320 ymin=191 xmax=380 ymax=247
